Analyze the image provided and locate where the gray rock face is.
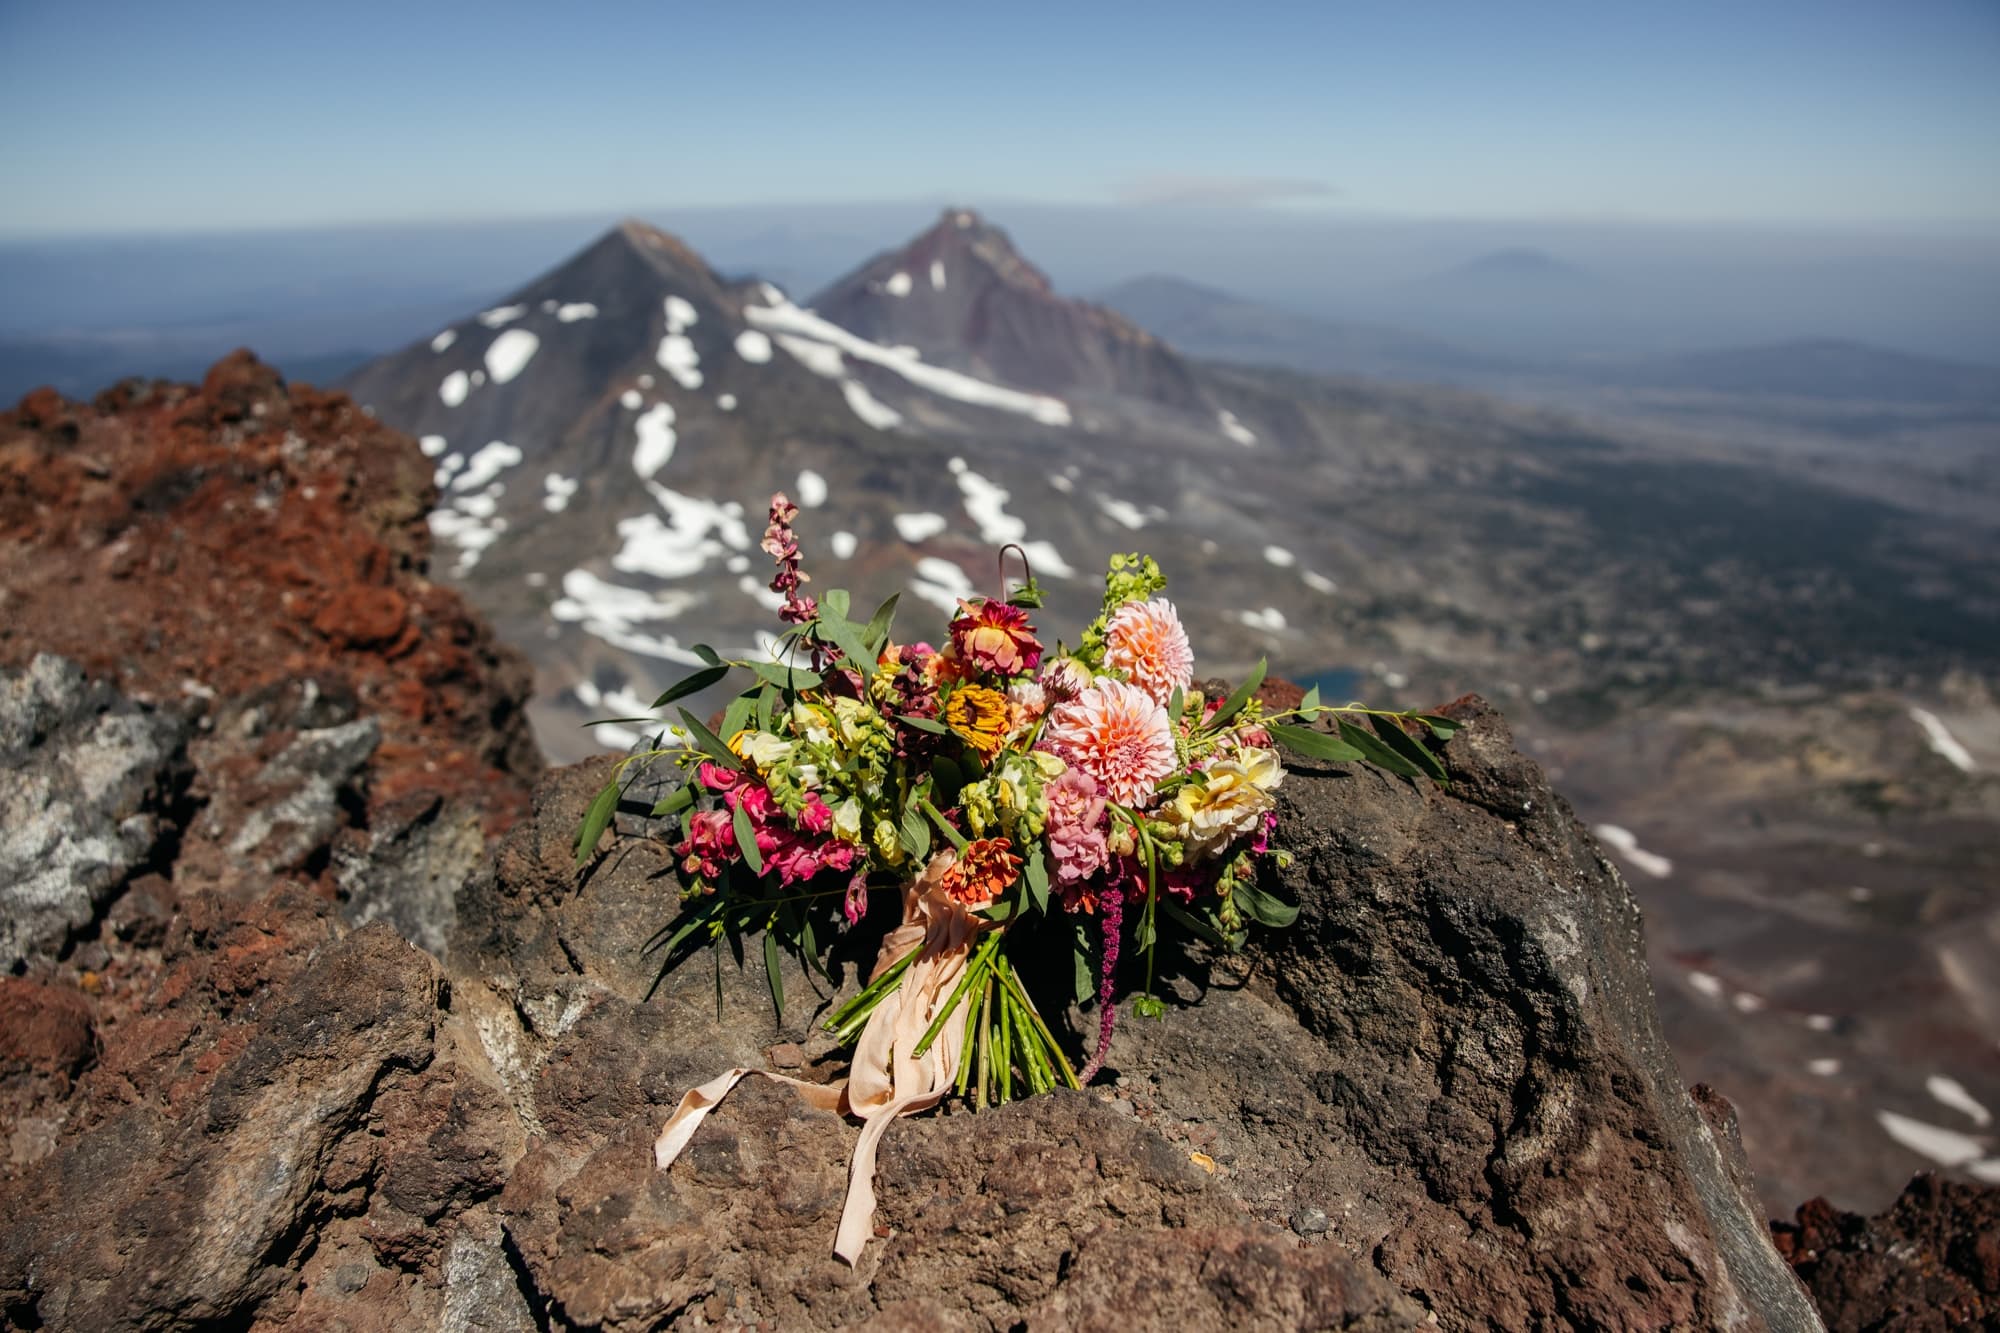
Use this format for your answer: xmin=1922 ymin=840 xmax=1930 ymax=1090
xmin=2 ymin=693 xmax=1829 ymax=1330
xmin=0 ymin=654 xmax=190 ymax=970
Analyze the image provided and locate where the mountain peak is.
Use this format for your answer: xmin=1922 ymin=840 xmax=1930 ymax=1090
xmin=808 ymin=212 xmax=1203 ymax=411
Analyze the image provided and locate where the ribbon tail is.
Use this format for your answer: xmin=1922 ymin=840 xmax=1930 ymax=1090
xmin=654 ymin=1067 xmax=753 ymax=1169
xmin=832 ymin=1087 xmax=953 ymax=1265
xmin=655 ymin=1067 xmax=848 ymax=1170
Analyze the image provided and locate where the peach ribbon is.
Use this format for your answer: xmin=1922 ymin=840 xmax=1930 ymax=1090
xmin=653 ymin=851 xmax=989 ymax=1265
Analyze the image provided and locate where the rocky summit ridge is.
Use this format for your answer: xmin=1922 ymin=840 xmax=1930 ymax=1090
xmin=1 ymin=358 xmax=1991 ymax=1328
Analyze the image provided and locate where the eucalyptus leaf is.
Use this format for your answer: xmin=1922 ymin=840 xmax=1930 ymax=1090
xmin=690 ymin=643 xmax=723 ymax=667
xmin=1300 ymin=684 xmax=1321 ymax=714
xmin=899 ymin=805 xmax=931 ymax=862
xmin=677 ymin=708 xmax=742 ymax=770
xmin=732 ymin=799 xmax=764 ymax=875
xmin=822 ymin=588 xmax=851 ymax=621
xmin=1269 ymin=722 xmax=1366 ymax=763
xmin=1210 ymin=658 xmax=1268 ymax=729
xmin=763 ymin=930 xmax=785 ymax=1017
xmin=1167 ymin=685 xmax=1185 ymax=728
xmin=650 ymin=663 xmax=731 ymax=709
xmin=1233 ymin=880 xmax=1300 ymax=928
xmin=898 ymin=714 xmax=949 ymax=734
xmin=1024 ymin=846 xmax=1051 ymax=914
xmin=651 ymin=784 xmax=695 ymax=817
xmin=750 ymin=661 xmax=824 ymax=691
xmin=1335 ymin=719 xmax=1424 ymax=780
xmin=821 ymin=617 xmax=875 ymax=674
xmin=1415 ymin=712 xmax=1463 ymax=739
xmin=755 ymin=683 xmax=776 ymax=732
xmin=719 ymin=693 xmax=756 ymax=744
xmin=574 ymin=777 xmax=619 ymax=867
xmin=1370 ymin=714 xmax=1448 ymax=782
xmin=862 ymin=592 xmax=901 ymax=652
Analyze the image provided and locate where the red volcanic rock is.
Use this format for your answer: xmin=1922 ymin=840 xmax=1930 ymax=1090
xmin=0 ymin=351 xmax=539 ymax=841
xmin=1775 ymin=1173 xmax=2000 ymax=1330
xmin=0 ymin=980 xmax=95 ymax=1081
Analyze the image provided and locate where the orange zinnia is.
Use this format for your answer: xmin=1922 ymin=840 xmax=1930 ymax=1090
xmin=940 ymin=837 xmax=1023 ymax=908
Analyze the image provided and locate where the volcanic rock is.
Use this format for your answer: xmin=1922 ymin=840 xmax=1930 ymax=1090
xmin=1774 ymin=1172 xmax=2000 ymax=1330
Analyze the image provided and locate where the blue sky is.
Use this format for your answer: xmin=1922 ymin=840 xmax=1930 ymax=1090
xmin=2 ymin=0 xmax=1997 ymax=235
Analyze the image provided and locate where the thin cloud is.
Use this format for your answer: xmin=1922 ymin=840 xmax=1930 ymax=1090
xmin=1112 ymin=175 xmax=1340 ymax=207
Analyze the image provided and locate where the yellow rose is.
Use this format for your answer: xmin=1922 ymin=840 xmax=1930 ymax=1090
xmin=1168 ymin=746 xmax=1283 ymax=858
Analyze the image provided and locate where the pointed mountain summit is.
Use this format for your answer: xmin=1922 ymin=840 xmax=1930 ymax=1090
xmin=809 ymin=208 xmax=1210 ymax=412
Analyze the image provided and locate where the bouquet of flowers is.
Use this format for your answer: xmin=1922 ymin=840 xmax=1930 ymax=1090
xmin=577 ymin=494 xmax=1457 ymax=1262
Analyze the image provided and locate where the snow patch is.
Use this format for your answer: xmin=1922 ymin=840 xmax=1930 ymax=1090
xmin=1910 ymin=707 xmax=1976 ymax=772
xmin=620 ymin=388 xmax=643 ymax=410
xmin=1594 ymin=824 xmax=1673 ymax=878
xmin=726 ymin=555 xmax=750 ymax=574
xmin=556 ymin=302 xmax=597 ymax=322
xmin=430 ymin=329 xmax=457 ymax=353
xmin=735 ymin=329 xmax=773 ymax=364
xmin=910 ymin=557 xmax=975 ymax=614
xmin=931 ymin=259 xmax=947 ymax=291
xmin=717 ymin=393 xmax=738 ymax=411
xmin=543 ymin=474 xmax=578 ymax=513
xmin=841 ymin=378 xmax=902 ymax=430
xmin=452 ymin=441 xmax=523 ymax=492
xmin=550 ymin=570 xmax=707 ymax=665
xmin=1218 ymin=410 xmax=1257 ymax=446
xmin=1263 ymin=545 xmax=1295 ymax=568
xmin=1877 ymin=1109 xmax=1990 ymax=1168
xmin=1686 ymin=971 xmax=1724 ymax=1000
xmin=477 ymin=304 xmax=527 ymax=328
xmin=427 ymin=507 xmax=501 ymax=571
xmin=884 ymin=271 xmax=913 ymax=297
xmin=895 ymin=512 xmax=949 ymax=543
xmin=796 ymin=469 xmax=828 ymax=508
xmin=951 ymin=463 xmax=1074 ymax=577
xmin=1239 ymin=607 xmax=1287 ymax=632
xmin=656 ymin=335 xmax=702 ymax=390
xmin=1929 ymin=1075 xmax=1993 ymax=1127
xmin=1097 ymin=496 xmax=1149 ymax=530
xmin=419 ymin=435 xmax=447 ymax=458
xmin=1050 ymin=474 xmax=1073 ymax=494
xmin=609 ymin=483 xmax=752 ymax=580
xmin=665 ymin=295 xmax=698 ymax=333
xmin=1302 ymin=570 xmax=1337 ymax=595
xmin=1806 ymin=1014 xmax=1837 ymax=1032
xmin=485 ymin=328 xmax=539 ymax=384
xmin=1809 ymin=1058 xmax=1841 ymax=1077
xmin=830 ymin=531 xmax=858 ymax=560
xmin=776 ymin=334 xmax=845 ymax=379
xmin=633 ymin=403 xmax=678 ymax=480
xmin=439 ymin=371 xmax=470 ymax=407
xmin=745 ymin=294 xmax=1070 ymax=426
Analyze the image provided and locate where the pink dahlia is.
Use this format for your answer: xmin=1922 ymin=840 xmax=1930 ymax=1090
xmin=949 ymin=599 xmax=1043 ymax=676
xmin=1040 ymin=678 xmax=1177 ymax=807
xmin=1103 ymin=598 xmax=1194 ymax=705
xmin=1045 ymin=768 xmax=1110 ymax=888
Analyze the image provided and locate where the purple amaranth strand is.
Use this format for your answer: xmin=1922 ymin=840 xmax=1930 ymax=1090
xmin=1075 ymin=887 xmax=1123 ymax=1084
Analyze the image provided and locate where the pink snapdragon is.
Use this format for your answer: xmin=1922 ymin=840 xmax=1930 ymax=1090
xmin=762 ymin=493 xmax=817 ymax=626
xmin=1044 ymin=768 xmax=1110 ymax=888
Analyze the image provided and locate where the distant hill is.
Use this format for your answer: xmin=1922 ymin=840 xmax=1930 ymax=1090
xmin=1097 ymin=274 xmax=1515 ymax=383
xmin=1625 ymin=337 xmax=2000 ymax=405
